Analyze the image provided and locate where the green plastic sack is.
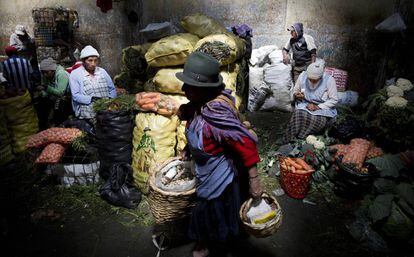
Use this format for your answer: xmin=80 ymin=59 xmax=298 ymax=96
xmin=113 ymin=72 xmax=144 ymax=94
xmin=0 ymin=91 xmax=39 ymax=154
xmin=121 ymin=43 xmax=152 ymax=76
xmin=153 ymin=68 xmax=185 ymax=95
xmin=145 ymin=33 xmax=199 ymax=67
xmin=181 ymin=13 xmax=228 ymax=38
xmin=194 ymin=34 xmax=246 ymax=66
xmin=131 ymin=113 xmax=180 ymax=193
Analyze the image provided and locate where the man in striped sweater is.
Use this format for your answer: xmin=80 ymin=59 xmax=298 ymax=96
xmin=1 ymin=46 xmax=33 ymax=98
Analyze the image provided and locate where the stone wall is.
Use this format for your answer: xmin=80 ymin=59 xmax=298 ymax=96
xmin=1 ymin=0 xmax=412 ymax=91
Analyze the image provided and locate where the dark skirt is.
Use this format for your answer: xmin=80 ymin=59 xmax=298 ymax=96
xmin=188 ymin=179 xmax=242 ymax=242
xmin=284 ymin=109 xmax=332 ymax=142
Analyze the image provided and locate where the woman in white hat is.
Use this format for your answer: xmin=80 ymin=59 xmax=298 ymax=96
xmin=69 ymin=45 xmax=116 ymax=120
xmin=284 ymin=60 xmax=338 ymax=142
xmin=9 ymin=25 xmax=35 ymax=59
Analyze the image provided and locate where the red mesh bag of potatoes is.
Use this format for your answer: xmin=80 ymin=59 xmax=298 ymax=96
xmin=35 ymin=143 xmax=66 ymax=164
xmin=342 ymin=138 xmax=371 ymax=168
xmin=27 ymin=128 xmax=82 ymax=148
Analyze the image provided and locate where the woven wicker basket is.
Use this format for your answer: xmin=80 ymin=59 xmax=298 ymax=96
xmin=239 ymin=192 xmax=283 ymax=238
xmin=279 ymin=156 xmax=313 ymax=199
xmin=148 ymin=157 xmax=196 ymax=224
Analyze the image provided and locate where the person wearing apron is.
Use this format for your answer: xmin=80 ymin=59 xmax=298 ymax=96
xmin=176 ymin=52 xmax=263 ymax=257
xmin=69 ymin=45 xmax=116 ymax=121
xmin=284 ymin=60 xmax=338 ymax=142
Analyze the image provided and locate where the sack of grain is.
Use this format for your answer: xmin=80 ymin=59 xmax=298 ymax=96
xmin=0 ymin=91 xmax=39 ymax=153
xmin=132 ymin=113 xmax=180 ymax=192
xmin=194 ymin=33 xmax=246 ymax=66
xmin=220 ymin=63 xmax=242 ymax=109
xmin=181 ymin=13 xmax=228 ymax=38
xmin=153 ymin=68 xmax=185 ymax=95
xmin=145 ymin=33 xmax=199 ymax=67
xmin=121 ymin=43 xmax=152 ymax=76
xmin=113 ymin=72 xmax=144 ymax=94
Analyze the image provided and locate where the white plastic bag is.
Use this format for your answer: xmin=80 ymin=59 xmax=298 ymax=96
xmin=337 ymin=90 xmax=359 ymax=107
xmin=47 ymin=162 xmax=101 ymax=187
xmin=260 ymin=63 xmax=294 ymax=112
xmin=268 ymin=50 xmax=283 ymax=64
xmin=250 ymin=45 xmax=278 ymax=66
xmin=375 ymin=13 xmax=406 ymax=33
xmin=248 ymin=65 xmax=271 ymax=111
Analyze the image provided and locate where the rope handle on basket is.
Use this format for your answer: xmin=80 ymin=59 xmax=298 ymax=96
xmin=152 ymin=233 xmax=167 ymax=257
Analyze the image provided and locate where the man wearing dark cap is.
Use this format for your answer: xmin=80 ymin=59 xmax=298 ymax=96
xmin=175 ymin=52 xmax=262 ymax=257
xmin=282 ymin=22 xmax=317 ymax=82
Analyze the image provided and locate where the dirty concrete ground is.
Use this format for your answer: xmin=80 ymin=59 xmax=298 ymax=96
xmin=0 ymin=111 xmax=411 ymax=257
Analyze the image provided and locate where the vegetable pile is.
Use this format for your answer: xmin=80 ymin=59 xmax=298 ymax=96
xmin=93 ymin=95 xmax=136 ymax=112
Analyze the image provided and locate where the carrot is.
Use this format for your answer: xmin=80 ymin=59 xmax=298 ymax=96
xmin=157 ymin=108 xmax=173 ymax=116
xmin=143 ymin=92 xmax=160 ymax=99
xmin=286 ymin=158 xmax=303 ymax=169
xmin=141 ymin=103 xmax=156 ymax=110
xmin=295 ymin=158 xmax=313 ymax=171
xmin=291 ymin=166 xmax=297 ymax=173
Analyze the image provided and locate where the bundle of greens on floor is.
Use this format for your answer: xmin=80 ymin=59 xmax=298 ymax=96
xmin=93 ymin=95 xmax=136 ymax=112
xmin=349 ymin=154 xmax=414 ymax=250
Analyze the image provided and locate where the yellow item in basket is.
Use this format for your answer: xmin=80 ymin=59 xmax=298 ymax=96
xmin=252 ymin=210 xmax=277 ymax=225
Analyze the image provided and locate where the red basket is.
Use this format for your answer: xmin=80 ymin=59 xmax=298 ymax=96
xmin=279 ymin=157 xmax=313 ymax=199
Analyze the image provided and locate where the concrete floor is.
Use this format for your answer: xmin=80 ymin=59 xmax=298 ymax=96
xmin=0 ymin=111 xmax=410 ymax=257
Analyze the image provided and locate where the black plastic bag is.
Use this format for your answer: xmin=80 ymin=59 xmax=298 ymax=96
xmin=329 ymin=116 xmax=364 ymax=142
xmin=62 ymin=118 xmax=95 ymax=136
xmin=95 ymin=110 xmax=133 ymax=179
xmin=334 ymin=160 xmax=379 ymax=198
xmin=99 ymin=163 xmax=141 ymax=209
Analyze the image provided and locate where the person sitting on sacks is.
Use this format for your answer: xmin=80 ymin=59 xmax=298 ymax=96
xmin=284 ymin=60 xmax=338 ymax=142
xmin=37 ymin=58 xmax=72 ymax=128
xmin=176 ymin=52 xmax=263 ymax=257
xmin=69 ymin=45 xmax=116 ymax=121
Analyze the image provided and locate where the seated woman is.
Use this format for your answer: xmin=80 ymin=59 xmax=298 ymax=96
xmin=284 ymin=60 xmax=338 ymax=142
xmin=176 ymin=52 xmax=262 ymax=257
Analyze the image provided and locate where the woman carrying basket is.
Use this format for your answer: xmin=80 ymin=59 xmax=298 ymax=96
xmin=176 ymin=52 xmax=263 ymax=257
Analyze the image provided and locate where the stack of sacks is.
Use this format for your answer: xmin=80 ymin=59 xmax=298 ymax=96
xmin=132 ymin=13 xmax=248 ymax=192
xmin=113 ymin=43 xmax=152 ymax=94
xmin=26 ymin=127 xmax=82 ymax=164
xmin=247 ymin=45 xmax=293 ymax=112
xmin=184 ymin=13 xmax=247 ymax=110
